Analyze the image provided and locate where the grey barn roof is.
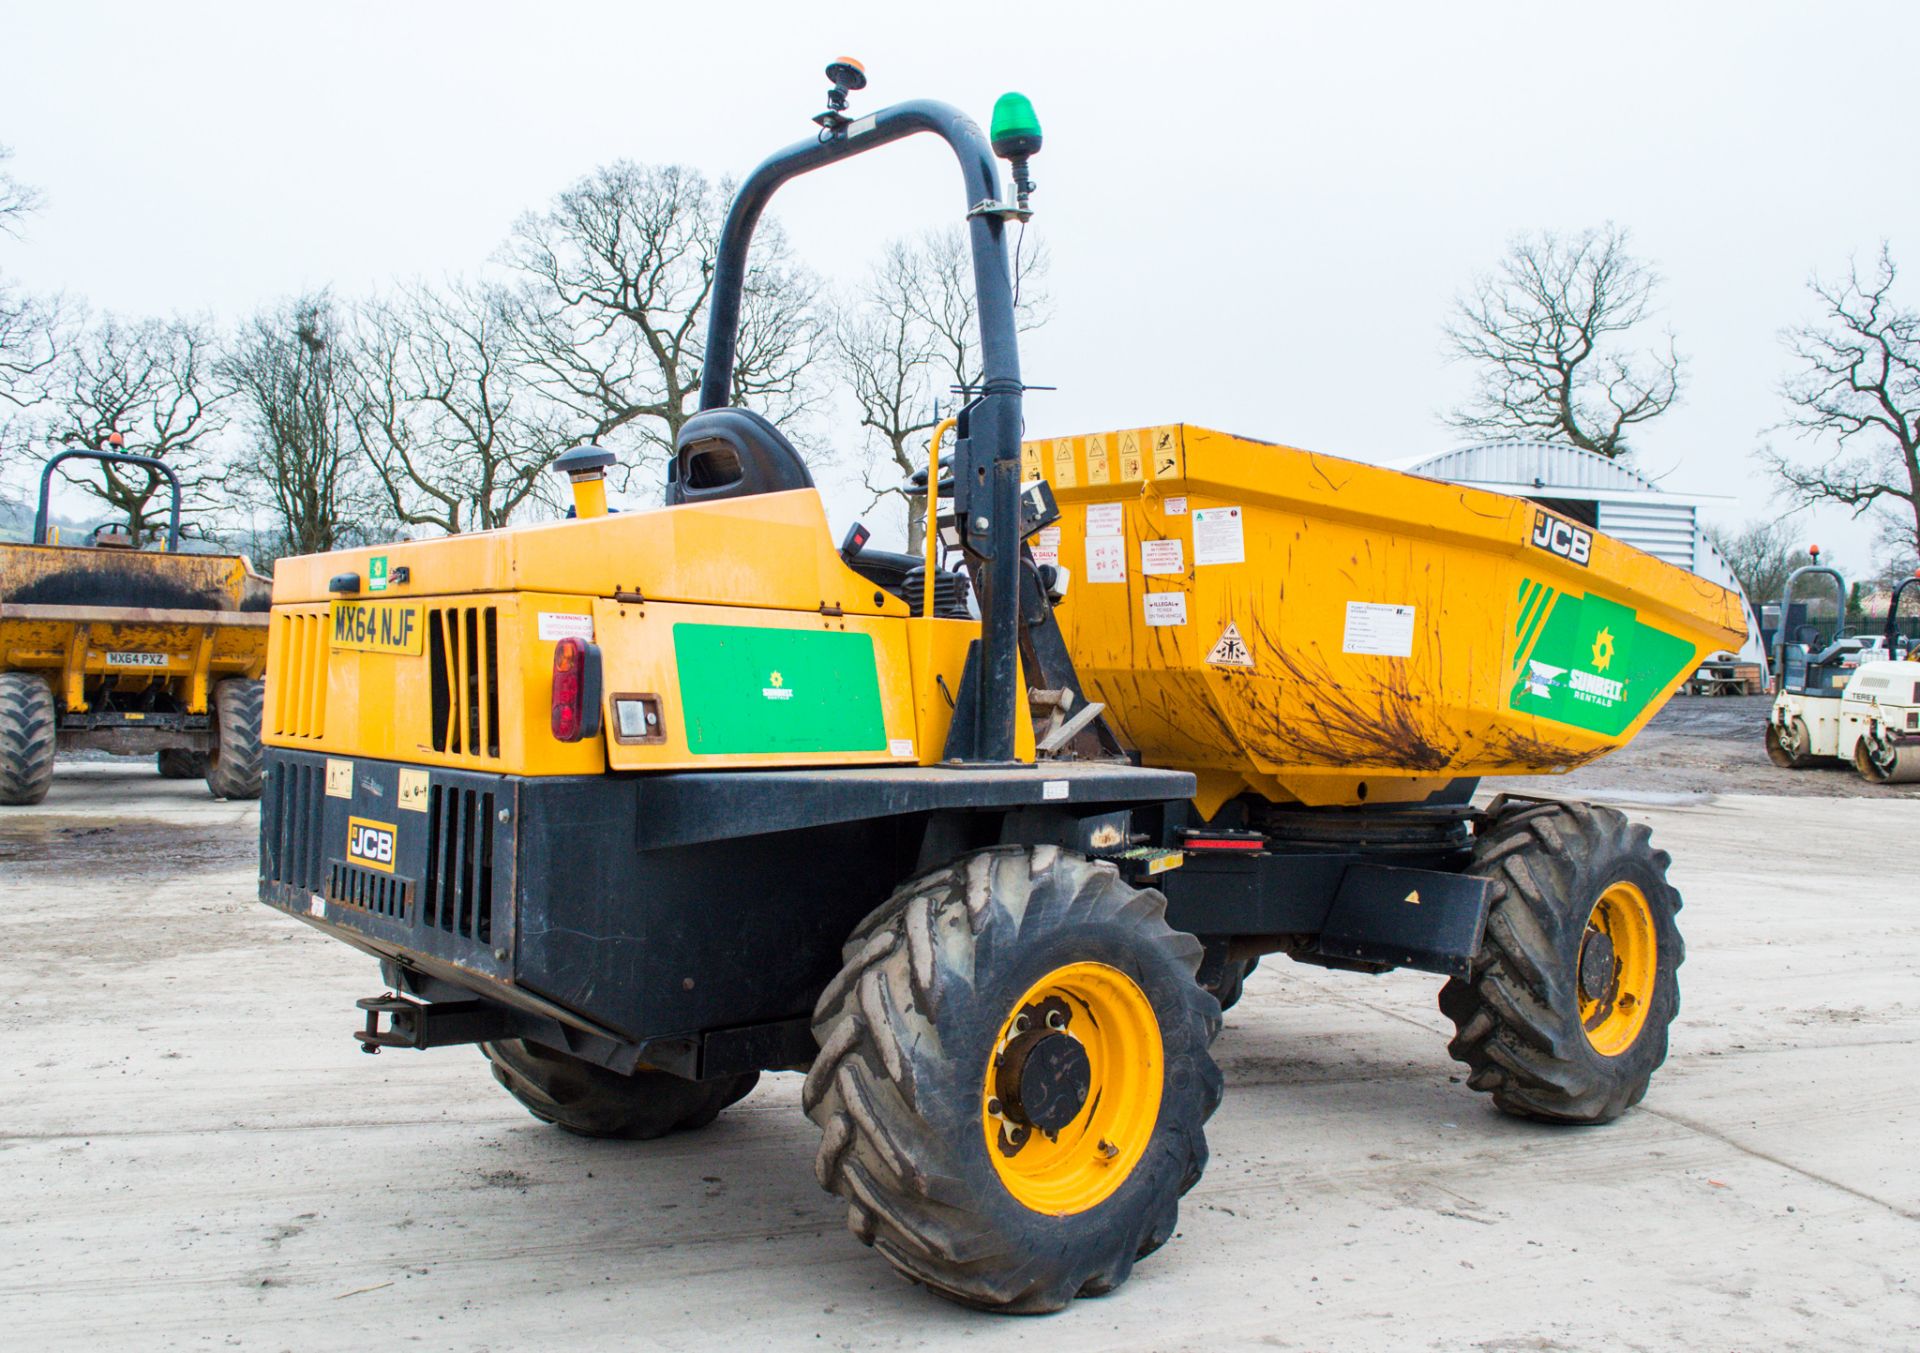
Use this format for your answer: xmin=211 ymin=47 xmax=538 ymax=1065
xmin=1396 ymin=439 xmax=1765 ymax=667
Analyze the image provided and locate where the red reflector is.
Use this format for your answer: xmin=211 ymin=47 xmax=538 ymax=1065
xmin=1183 ymin=835 xmax=1266 ymax=851
xmin=551 ymin=637 xmax=585 ymax=741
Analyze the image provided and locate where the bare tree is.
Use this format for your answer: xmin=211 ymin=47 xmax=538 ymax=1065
xmin=1704 ymin=517 xmax=1807 ymax=611
xmin=1764 ymin=245 xmax=1920 ymax=568
xmin=0 ymin=145 xmax=41 ymax=236
xmin=0 ymin=145 xmax=62 ymax=438
xmin=832 ymin=228 xmax=1049 ymax=550
xmin=347 ymin=280 xmax=571 ymax=535
xmin=0 ymin=287 xmax=61 ymax=416
xmin=220 ymin=291 xmax=382 ymax=560
xmin=504 ymin=161 xmax=822 ymax=485
xmin=1444 ymin=224 xmax=1681 ymax=458
xmin=41 ymin=315 xmax=226 ymax=544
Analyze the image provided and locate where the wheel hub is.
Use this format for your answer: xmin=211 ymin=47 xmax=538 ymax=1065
xmin=997 ymin=1024 xmax=1092 ymax=1135
xmin=981 ymin=963 xmax=1164 ymax=1215
xmin=1578 ymin=881 xmax=1658 ymax=1057
xmin=1578 ymin=927 xmax=1617 ymax=1003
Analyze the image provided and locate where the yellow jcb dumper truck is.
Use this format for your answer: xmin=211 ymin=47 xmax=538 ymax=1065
xmin=1 ymin=444 xmax=268 ymax=804
xmin=258 ymin=66 xmax=1745 ymax=1313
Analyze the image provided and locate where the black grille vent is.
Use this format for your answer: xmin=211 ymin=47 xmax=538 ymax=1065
xmin=264 ymin=758 xmax=326 ymax=892
xmin=429 ymin=606 xmax=501 ymax=758
xmin=424 ymin=784 xmax=496 ymax=944
xmin=328 ymin=863 xmax=411 ymax=921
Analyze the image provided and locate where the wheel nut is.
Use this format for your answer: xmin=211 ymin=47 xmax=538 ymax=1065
xmin=1045 ymin=1008 xmax=1067 ymax=1030
xmin=987 ymin=1096 xmax=1003 ymax=1117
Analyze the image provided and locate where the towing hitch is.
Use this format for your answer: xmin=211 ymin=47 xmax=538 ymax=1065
xmin=354 ymin=993 xmax=517 ymax=1054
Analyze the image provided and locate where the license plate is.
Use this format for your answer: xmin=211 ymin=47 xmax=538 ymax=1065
xmin=106 ymin=651 xmax=169 ymax=667
xmin=329 ymin=601 xmax=425 ymax=655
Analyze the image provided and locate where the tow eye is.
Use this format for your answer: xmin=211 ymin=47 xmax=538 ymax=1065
xmin=354 ymin=992 xmax=515 ymax=1054
xmin=990 ymin=995 xmax=1091 ymax=1153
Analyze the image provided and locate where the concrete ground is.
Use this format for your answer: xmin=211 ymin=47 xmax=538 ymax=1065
xmin=3 ymin=747 xmax=1917 ymax=1350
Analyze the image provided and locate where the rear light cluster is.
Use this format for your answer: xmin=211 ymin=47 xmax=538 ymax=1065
xmin=550 ymin=637 xmax=603 ymax=742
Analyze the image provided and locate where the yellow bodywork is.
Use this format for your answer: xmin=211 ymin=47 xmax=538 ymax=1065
xmin=265 ymin=490 xmax=1032 ymax=774
xmin=0 ymin=543 xmax=268 ymax=713
xmin=264 ymin=423 xmax=1739 ymax=807
xmin=1023 ymin=425 xmax=1746 ymax=813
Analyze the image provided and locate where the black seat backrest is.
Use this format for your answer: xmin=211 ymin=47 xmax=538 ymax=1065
xmin=666 ymin=407 xmax=813 ymax=506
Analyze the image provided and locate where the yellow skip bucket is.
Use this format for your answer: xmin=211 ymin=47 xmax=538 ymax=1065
xmin=1025 ymin=425 xmax=1745 ymax=813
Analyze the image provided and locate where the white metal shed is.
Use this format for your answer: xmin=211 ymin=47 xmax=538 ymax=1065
xmin=1396 ymin=440 xmax=1766 ymax=668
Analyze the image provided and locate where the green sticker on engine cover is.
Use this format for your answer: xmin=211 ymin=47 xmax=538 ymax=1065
xmin=674 ymin=623 xmax=888 ymax=755
xmin=1508 ymin=582 xmax=1695 ymax=736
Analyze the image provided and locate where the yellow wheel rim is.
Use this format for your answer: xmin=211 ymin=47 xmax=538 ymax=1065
xmin=1579 ymin=881 xmax=1658 ymax=1057
xmin=981 ymin=961 xmax=1163 ymax=1215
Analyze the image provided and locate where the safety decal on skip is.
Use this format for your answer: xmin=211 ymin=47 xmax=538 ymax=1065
xmin=1191 ymin=506 xmax=1244 ymax=566
xmin=1140 ymin=538 xmax=1185 ymax=575
xmin=1143 ymin=593 xmax=1187 ymax=627
xmin=1206 ymin=622 xmax=1255 ymax=669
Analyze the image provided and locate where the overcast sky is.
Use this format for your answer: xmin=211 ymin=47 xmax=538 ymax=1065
xmin=4 ymin=1 xmax=1915 ymax=566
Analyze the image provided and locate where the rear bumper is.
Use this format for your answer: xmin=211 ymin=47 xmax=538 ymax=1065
xmin=258 ymin=748 xmax=1202 ymax=1062
xmin=260 ymin=748 xmax=518 ymax=989
xmin=58 ymin=709 xmax=211 ymax=755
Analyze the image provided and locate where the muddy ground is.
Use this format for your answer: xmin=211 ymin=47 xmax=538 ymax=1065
xmin=1489 ymin=693 xmax=1915 ymax=800
xmin=2 ymin=762 xmax=1917 ymax=1351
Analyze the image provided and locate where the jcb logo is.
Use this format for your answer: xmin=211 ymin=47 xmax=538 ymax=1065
xmin=1531 ymin=510 xmax=1592 ymax=567
xmin=346 ymin=816 xmax=398 ymax=874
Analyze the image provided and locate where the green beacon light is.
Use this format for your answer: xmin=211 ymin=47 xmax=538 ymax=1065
xmin=989 ymin=92 xmax=1042 ymax=215
xmin=990 ymin=93 xmax=1043 ymax=159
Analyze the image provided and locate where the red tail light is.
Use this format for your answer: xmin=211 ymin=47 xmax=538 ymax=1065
xmin=551 ymin=637 xmax=591 ymax=741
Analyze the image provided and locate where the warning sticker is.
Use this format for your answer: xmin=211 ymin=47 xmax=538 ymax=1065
xmin=1144 ymin=592 xmax=1188 ymax=627
xmin=538 ymin=612 xmax=595 ymax=642
xmin=1162 ymin=496 xmax=1188 ymax=516
xmin=1052 ymin=437 xmax=1077 ymax=489
xmin=1087 ymin=536 xmax=1127 ymax=583
xmin=1021 ymin=442 xmax=1042 ymax=481
xmin=1085 ymin=502 xmax=1124 ymax=536
xmin=1192 ymin=506 xmax=1245 ymax=565
xmin=1206 ymin=622 xmax=1255 ymax=669
xmin=1030 ymin=526 xmax=1061 ymax=567
xmin=1343 ymin=602 xmax=1417 ymax=657
xmin=1151 ymin=427 xmax=1181 ymax=479
xmin=1140 ymin=538 xmax=1185 ymax=575
xmin=1118 ymin=429 xmax=1144 ymax=482
xmin=397 ymin=768 xmax=430 ymax=813
xmin=1085 ymin=436 xmax=1111 ymax=485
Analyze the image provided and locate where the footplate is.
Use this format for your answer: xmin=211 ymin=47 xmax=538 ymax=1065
xmin=1310 ymin=863 xmax=1493 ymax=979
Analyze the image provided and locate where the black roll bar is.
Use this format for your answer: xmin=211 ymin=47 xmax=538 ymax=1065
xmin=1884 ymin=576 xmax=1920 ymax=654
xmin=700 ymin=99 xmax=1028 ymax=762
xmin=1774 ymin=563 xmax=1846 ymax=693
xmin=34 ymin=448 xmax=183 ymax=552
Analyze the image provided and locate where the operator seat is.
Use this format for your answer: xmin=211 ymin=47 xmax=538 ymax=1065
xmin=666 ymin=407 xmax=813 ymax=506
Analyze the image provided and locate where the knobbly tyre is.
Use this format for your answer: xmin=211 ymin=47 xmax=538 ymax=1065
xmin=0 ymin=440 xmax=268 ymax=804
xmin=257 ymin=63 xmax=1746 ymax=1312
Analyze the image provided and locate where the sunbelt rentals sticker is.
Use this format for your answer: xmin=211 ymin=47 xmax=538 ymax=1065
xmin=1507 ymin=578 xmax=1693 ymax=737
